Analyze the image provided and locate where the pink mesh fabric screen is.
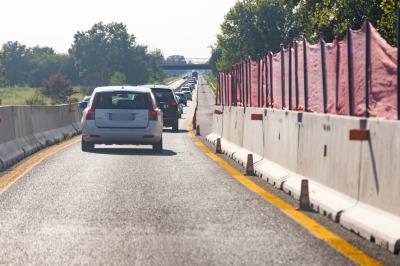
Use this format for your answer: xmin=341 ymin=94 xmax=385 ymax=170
xmin=325 ymin=42 xmax=338 ymax=113
xmin=337 ymin=38 xmax=350 ymax=115
xmin=250 ymin=61 xmax=259 ymax=107
xmin=307 ymin=42 xmax=324 ymax=113
xmin=296 ymin=41 xmax=305 ymax=110
xmin=283 ymin=49 xmax=290 ymax=109
xmin=351 ymin=28 xmax=367 ymax=116
xmin=272 ymin=53 xmax=282 ymax=108
xmin=289 ymin=47 xmax=296 ymax=110
xmin=369 ymin=25 xmax=398 ymax=120
xmin=261 ymin=57 xmax=268 ymax=107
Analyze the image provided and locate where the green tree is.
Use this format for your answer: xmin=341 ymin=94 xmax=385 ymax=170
xmin=109 ymin=71 xmax=127 ymax=85
xmin=377 ymin=0 xmax=400 ymax=46
xmin=166 ymin=55 xmax=186 ymax=65
xmin=69 ymin=22 xmax=156 ymax=86
xmin=41 ymin=74 xmax=73 ymax=103
xmin=0 ymin=41 xmax=31 ymax=85
xmin=209 ymin=46 xmax=221 ymax=75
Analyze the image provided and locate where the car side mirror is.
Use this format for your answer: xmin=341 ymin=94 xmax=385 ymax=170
xmin=79 ymin=102 xmax=88 ymax=109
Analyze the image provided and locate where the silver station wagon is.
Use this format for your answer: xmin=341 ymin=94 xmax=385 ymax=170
xmin=81 ymin=86 xmax=163 ymax=152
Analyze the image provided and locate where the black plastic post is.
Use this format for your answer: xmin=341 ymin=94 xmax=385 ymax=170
xmin=261 ymin=57 xmax=265 ymax=107
xmin=248 ymin=60 xmax=252 ymax=107
xmin=257 ymin=60 xmax=261 ymax=107
xmin=303 ymin=39 xmax=309 ymax=111
xmin=294 ymin=41 xmax=299 ymax=109
xmin=264 ymin=55 xmax=269 ymax=107
xmin=397 ymin=8 xmax=400 ymax=120
xmin=288 ymin=44 xmax=293 ymax=110
xmin=365 ymin=21 xmax=371 ymax=117
xmin=281 ymin=44 xmax=285 ymax=109
xmin=347 ymin=28 xmax=354 ymax=116
xmin=231 ymin=71 xmax=235 ymax=106
xmin=320 ymin=36 xmax=328 ymax=113
xmin=245 ymin=61 xmax=249 ymax=106
xmin=269 ymin=52 xmax=274 ymax=107
xmin=241 ymin=62 xmax=245 ymax=106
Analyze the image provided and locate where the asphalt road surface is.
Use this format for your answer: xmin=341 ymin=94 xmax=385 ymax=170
xmin=0 ymin=76 xmax=397 ymax=265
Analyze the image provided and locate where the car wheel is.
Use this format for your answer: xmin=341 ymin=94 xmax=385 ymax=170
xmin=81 ymin=139 xmax=94 ymax=152
xmin=172 ymin=120 xmax=179 ymax=132
xmin=152 ymin=138 xmax=163 ymax=152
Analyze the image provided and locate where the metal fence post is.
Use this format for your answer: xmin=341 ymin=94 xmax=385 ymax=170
xmin=347 ymin=28 xmax=354 ymax=116
xmin=320 ymin=35 xmax=328 ymax=113
xmin=261 ymin=57 xmax=265 ymax=107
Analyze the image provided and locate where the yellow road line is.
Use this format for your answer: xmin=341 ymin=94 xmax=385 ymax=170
xmin=0 ymin=136 xmax=80 ymax=192
xmin=187 ymin=122 xmax=381 ymax=266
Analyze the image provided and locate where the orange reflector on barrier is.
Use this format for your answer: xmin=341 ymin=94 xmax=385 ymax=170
xmin=68 ymin=98 xmax=77 ymax=113
xmin=214 ymin=109 xmax=223 ymax=115
xmin=251 ymin=114 xmax=263 ymax=121
xmin=349 ymin=129 xmax=369 ymax=141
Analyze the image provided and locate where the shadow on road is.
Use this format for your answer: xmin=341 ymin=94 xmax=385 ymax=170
xmin=89 ymin=148 xmax=177 ymax=156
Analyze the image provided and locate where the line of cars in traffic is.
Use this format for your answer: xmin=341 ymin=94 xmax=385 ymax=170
xmin=78 ymin=74 xmax=198 ymax=153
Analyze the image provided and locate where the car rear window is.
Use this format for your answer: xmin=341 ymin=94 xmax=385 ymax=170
xmin=93 ymin=91 xmax=149 ymax=110
xmin=151 ymin=88 xmax=174 ymax=103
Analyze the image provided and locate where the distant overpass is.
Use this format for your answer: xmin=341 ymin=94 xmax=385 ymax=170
xmin=161 ymin=58 xmax=210 ymax=70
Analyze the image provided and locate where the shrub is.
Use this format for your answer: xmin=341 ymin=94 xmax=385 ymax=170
xmin=41 ymin=74 xmax=73 ymax=103
xmin=25 ymin=92 xmax=47 ymax=105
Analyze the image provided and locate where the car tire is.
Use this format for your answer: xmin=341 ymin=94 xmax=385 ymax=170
xmin=152 ymin=138 xmax=163 ymax=153
xmin=172 ymin=120 xmax=179 ymax=132
xmin=81 ymin=139 xmax=94 ymax=152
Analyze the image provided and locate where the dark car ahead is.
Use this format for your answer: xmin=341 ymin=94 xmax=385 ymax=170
xmin=144 ymin=85 xmax=179 ymax=132
xmin=175 ymin=92 xmax=188 ymax=106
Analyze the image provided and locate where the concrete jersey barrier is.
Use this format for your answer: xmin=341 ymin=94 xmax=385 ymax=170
xmin=0 ymin=104 xmax=82 ymax=171
xmin=207 ymin=105 xmax=400 ymax=254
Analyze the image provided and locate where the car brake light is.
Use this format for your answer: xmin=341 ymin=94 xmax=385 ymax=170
xmin=149 ymin=110 xmax=158 ymax=121
xmin=170 ymin=100 xmax=177 ymax=107
xmin=146 ymin=93 xmax=158 ymax=121
xmin=85 ymin=93 xmax=97 ymax=120
xmin=86 ymin=108 xmax=95 ymax=120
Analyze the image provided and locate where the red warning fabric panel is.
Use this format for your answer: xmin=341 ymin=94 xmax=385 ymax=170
xmin=369 ymin=24 xmax=398 ymax=120
xmin=351 ymin=27 xmax=367 ymax=117
xmin=307 ymin=42 xmax=324 ymax=113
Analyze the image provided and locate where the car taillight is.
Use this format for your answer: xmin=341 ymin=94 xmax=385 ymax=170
xmin=86 ymin=108 xmax=95 ymax=120
xmin=85 ymin=93 xmax=96 ymax=120
xmin=170 ymin=100 xmax=177 ymax=107
xmin=149 ymin=110 xmax=158 ymax=121
xmin=146 ymin=93 xmax=158 ymax=121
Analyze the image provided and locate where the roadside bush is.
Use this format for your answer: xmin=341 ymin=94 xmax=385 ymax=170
xmin=41 ymin=74 xmax=73 ymax=103
xmin=25 ymin=92 xmax=47 ymax=105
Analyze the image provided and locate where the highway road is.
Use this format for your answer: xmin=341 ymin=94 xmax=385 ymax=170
xmin=0 ymin=76 xmax=398 ymax=265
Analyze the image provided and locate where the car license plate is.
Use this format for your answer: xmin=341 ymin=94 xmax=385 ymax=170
xmin=109 ymin=113 xmax=135 ymax=121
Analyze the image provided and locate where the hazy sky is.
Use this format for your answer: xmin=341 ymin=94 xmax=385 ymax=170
xmin=0 ymin=0 xmax=237 ymax=59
